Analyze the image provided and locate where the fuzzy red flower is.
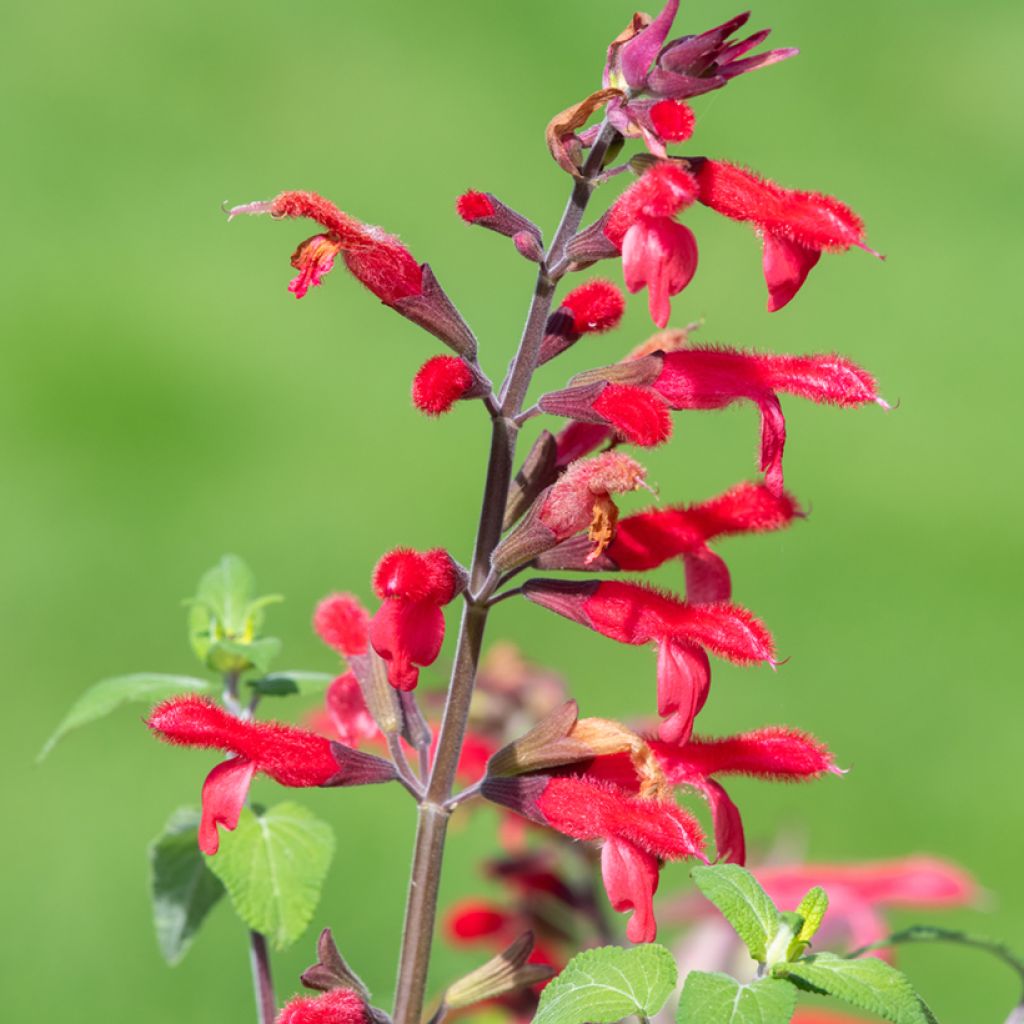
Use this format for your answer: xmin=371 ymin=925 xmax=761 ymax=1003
xmin=524 ymin=578 xmax=774 ymax=743
xmin=228 ymin=191 xmax=423 ymax=305
xmin=276 ymin=989 xmax=369 ymax=1024
xmin=369 ymin=548 xmax=464 ymax=691
xmin=314 ymin=593 xmax=371 ymax=657
xmin=539 ymin=382 xmax=672 ymax=449
xmin=652 ymin=727 xmax=840 ymax=863
xmin=485 ymin=773 xmax=705 ymax=942
xmin=604 ymin=163 xmax=699 ymax=328
xmin=148 ymin=695 xmax=341 ymax=854
xmin=412 ymin=356 xmax=475 ymax=416
xmin=325 ymin=673 xmax=380 ymax=748
xmin=650 ymin=347 xmax=885 ymax=493
xmin=649 ymin=100 xmax=695 ymax=142
xmin=695 ymin=160 xmax=880 ymax=311
xmin=560 ymin=280 xmax=626 ymax=335
xmin=456 ymin=191 xmax=497 ymax=222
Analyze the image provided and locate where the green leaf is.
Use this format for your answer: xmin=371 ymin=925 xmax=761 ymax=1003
xmin=149 ymin=808 xmax=225 ymax=965
xmin=247 ymin=671 xmax=336 ymax=697
xmin=787 ymin=887 xmax=828 ymax=960
xmin=692 ymin=864 xmax=781 ymax=963
xmin=38 ymin=673 xmax=213 ymax=760
xmin=206 ymin=802 xmax=334 ymax=951
xmin=677 ymin=972 xmax=795 ymax=1024
xmin=195 ymin=554 xmax=257 ymax=636
xmin=776 ymin=953 xmax=932 ymax=1024
xmin=532 ymin=944 xmax=677 ymax=1024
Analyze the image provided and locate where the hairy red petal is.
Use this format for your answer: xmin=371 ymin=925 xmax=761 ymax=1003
xmin=276 ymin=989 xmax=368 ymax=1024
xmin=369 ymin=599 xmax=446 ymax=691
xmin=649 ymin=100 xmax=695 ymax=142
xmin=601 ymin=838 xmax=661 ymax=942
xmin=560 ymin=279 xmax=626 ymax=335
xmin=372 ymin=548 xmax=460 ymax=604
xmin=199 ymin=757 xmax=256 ymax=856
xmin=148 ymin=695 xmax=339 ymax=787
xmin=621 ymin=217 xmax=698 ymax=328
xmin=700 ymin=777 xmax=746 ymax=865
xmin=695 ymin=161 xmax=866 ymax=252
xmin=663 ymin=727 xmax=837 ymax=780
xmin=591 ymin=384 xmax=673 ymax=446
xmin=412 ymin=355 xmax=474 ymax=416
xmin=763 ymin=232 xmax=822 ymax=312
xmin=604 ymin=163 xmax=699 ymax=247
xmin=656 ymin=639 xmax=710 ymax=745
xmin=314 ymin=593 xmax=371 ymax=656
xmin=540 ymin=452 xmax=647 ymax=539
xmin=456 ymin=190 xmax=497 ymax=222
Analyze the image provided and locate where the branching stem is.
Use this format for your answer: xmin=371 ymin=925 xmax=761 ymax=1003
xmin=390 ymin=123 xmax=620 ymax=1024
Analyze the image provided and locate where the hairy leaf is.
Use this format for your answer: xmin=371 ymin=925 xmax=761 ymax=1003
xmin=677 ymin=972 xmax=795 ymax=1024
xmin=692 ymin=864 xmax=781 ymax=963
xmin=533 ymin=944 xmax=677 ymax=1024
xmin=149 ymin=808 xmax=225 ymax=964
xmin=776 ymin=952 xmax=932 ymax=1024
xmin=39 ymin=673 xmax=212 ymax=759
xmin=207 ymin=802 xmax=334 ymax=950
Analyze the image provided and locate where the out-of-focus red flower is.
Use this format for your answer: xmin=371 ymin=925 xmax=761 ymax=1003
xmin=324 ymin=673 xmax=380 ymax=748
xmin=276 ymin=988 xmax=369 ymax=1024
xmin=148 ymin=695 xmax=342 ymax=854
xmin=603 ymin=163 xmax=699 ymax=328
xmin=753 ymin=857 xmax=978 ymax=955
xmin=228 ymin=191 xmax=423 ymax=304
xmin=650 ymin=347 xmax=886 ymax=493
xmin=652 ymin=727 xmax=840 ymax=863
xmin=695 ymin=160 xmax=880 ymax=311
xmin=314 ymin=594 xmax=371 ymax=657
xmin=369 ymin=548 xmax=465 ymax=691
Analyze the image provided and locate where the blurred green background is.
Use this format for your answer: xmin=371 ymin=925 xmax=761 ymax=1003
xmin=3 ymin=0 xmax=1021 ymax=1019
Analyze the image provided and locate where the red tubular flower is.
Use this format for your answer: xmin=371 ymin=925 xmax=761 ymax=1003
xmin=652 ymin=727 xmax=840 ymax=863
xmin=229 ymin=191 xmax=423 ymax=305
xmin=561 ymin=280 xmax=626 ymax=335
xmin=650 ymin=347 xmax=885 ymax=493
xmin=276 ymin=989 xmax=368 ymax=1024
xmin=314 ymin=593 xmax=371 ymax=657
xmin=603 ymin=163 xmax=699 ymax=328
xmin=524 ymin=578 xmax=774 ymax=743
xmin=539 ymin=381 xmax=672 ymax=449
xmin=148 ymin=695 xmax=342 ymax=854
xmin=412 ymin=355 xmax=475 ymax=416
xmin=539 ymin=481 xmax=800 ymax=605
xmin=695 ymin=160 xmax=881 ymax=311
xmin=485 ymin=773 xmax=704 ymax=942
xmin=369 ymin=548 xmax=465 ymax=691
xmin=325 ymin=673 xmax=380 ymax=748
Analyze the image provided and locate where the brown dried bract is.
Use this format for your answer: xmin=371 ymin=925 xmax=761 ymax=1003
xmin=545 ymin=88 xmax=624 ymax=177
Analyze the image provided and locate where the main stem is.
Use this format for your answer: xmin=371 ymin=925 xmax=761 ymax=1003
xmin=250 ymin=931 xmax=277 ymax=1024
xmin=391 ymin=125 xmax=619 ymax=1024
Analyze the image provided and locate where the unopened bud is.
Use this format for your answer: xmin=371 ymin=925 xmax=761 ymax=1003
xmin=443 ymin=932 xmax=554 ymax=1011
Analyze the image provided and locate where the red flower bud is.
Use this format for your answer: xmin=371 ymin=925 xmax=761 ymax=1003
xmin=276 ymin=989 xmax=369 ymax=1024
xmin=411 ymin=355 xmax=475 ymax=416
xmin=325 ymin=673 xmax=380 ymax=747
xmin=314 ymin=593 xmax=371 ymax=657
xmin=591 ymin=384 xmax=673 ymax=447
xmin=649 ymin=100 xmax=695 ymax=142
xmin=560 ymin=280 xmax=626 ymax=335
xmin=456 ymin=191 xmax=496 ymax=222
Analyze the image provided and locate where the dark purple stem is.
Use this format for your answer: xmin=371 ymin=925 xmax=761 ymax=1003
xmin=250 ymin=925 xmax=277 ymax=1023
xmin=390 ymin=122 xmax=620 ymax=1024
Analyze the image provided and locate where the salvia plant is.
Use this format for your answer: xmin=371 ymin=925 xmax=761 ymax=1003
xmin=43 ymin=3 xmax=1024 ymax=1023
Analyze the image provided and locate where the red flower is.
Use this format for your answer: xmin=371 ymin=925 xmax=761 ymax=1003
xmin=276 ymin=989 xmax=368 ymax=1024
xmin=540 ymin=481 xmax=800 ymax=605
xmin=560 ymin=280 xmax=626 ymax=335
xmin=456 ymin=191 xmax=496 ymax=222
xmin=324 ymin=673 xmax=380 ymax=748
xmin=650 ymin=347 xmax=886 ymax=493
xmin=229 ymin=191 xmax=423 ymax=305
xmin=369 ymin=548 xmax=465 ymax=691
xmin=695 ymin=160 xmax=880 ymax=311
xmin=148 ymin=695 xmax=341 ymax=854
xmin=314 ymin=593 xmax=371 ymax=657
xmin=652 ymin=727 xmax=840 ymax=863
xmin=412 ymin=355 xmax=476 ymax=416
xmin=524 ymin=579 xmax=774 ymax=743
xmin=751 ymin=857 xmax=977 ymax=955
xmin=485 ymin=773 xmax=705 ymax=942
xmin=648 ymin=100 xmax=695 ymax=142
xmin=603 ymin=163 xmax=699 ymax=328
